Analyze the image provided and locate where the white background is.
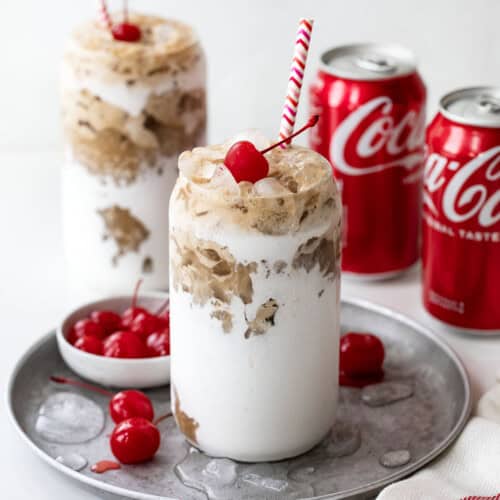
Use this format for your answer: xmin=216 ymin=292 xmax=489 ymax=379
xmin=1 ymin=0 xmax=500 ymax=152
xmin=1 ymin=1 xmax=500 ymax=499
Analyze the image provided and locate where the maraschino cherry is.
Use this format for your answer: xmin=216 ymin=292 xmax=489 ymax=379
xmin=112 ymin=22 xmax=141 ymax=42
xmin=50 ymin=376 xmax=155 ymax=423
xmin=109 ymin=390 xmax=154 ymax=424
xmin=130 ymin=311 xmax=163 ymax=339
xmin=74 ymin=335 xmax=103 ymax=355
xmin=90 ymin=310 xmax=122 ymax=335
xmin=146 ymin=330 xmax=170 ymax=357
xmin=103 ymin=330 xmax=149 ymax=358
xmin=72 ymin=318 xmax=106 ymax=340
xmin=104 ymin=0 xmax=142 ymax=43
xmin=224 ymin=115 xmax=319 ymax=183
xmin=50 ymin=376 xmax=162 ymax=466
xmin=339 ymin=332 xmax=385 ymax=388
xmin=110 ymin=417 xmax=161 ymax=464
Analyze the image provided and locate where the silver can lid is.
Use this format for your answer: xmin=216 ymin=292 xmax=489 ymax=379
xmin=320 ymin=43 xmax=417 ymax=81
xmin=440 ymin=87 xmax=500 ymax=127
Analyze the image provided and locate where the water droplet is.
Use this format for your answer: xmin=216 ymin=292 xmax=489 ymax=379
xmin=379 ymin=449 xmax=411 ymax=468
xmin=35 ymin=392 xmax=105 ymax=444
xmin=203 ymin=459 xmax=238 ymax=485
xmin=287 ymin=466 xmax=315 ymax=482
xmin=175 ymin=448 xmax=237 ymax=499
xmin=325 ymin=420 xmax=361 ymax=457
xmin=361 ymin=382 xmax=413 ymax=407
xmin=242 ymin=473 xmax=288 ymax=492
xmin=55 ymin=453 xmax=87 ymax=471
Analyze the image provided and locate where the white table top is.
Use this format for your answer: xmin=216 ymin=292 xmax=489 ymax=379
xmin=1 ymin=152 xmax=498 ymax=499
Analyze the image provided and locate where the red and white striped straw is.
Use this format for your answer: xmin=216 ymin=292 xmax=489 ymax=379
xmin=279 ymin=18 xmax=314 ymax=148
xmin=98 ymin=0 xmax=113 ymax=31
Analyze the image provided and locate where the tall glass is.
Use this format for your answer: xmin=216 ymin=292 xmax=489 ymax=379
xmin=169 ymin=134 xmax=342 ymax=461
xmin=61 ymin=14 xmax=206 ymax=296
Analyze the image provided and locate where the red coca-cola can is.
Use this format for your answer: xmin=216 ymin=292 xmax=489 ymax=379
xmin=423 ymin=87 xmax=500 ymax=334
xmin=310 ymin=43 xmax=426 ymax=278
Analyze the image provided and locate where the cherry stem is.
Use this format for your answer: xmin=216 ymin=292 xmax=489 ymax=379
xmin=123 ymin=0 xmax=128 ymax=22
xmin=50 ymin=375 xmax=114 ymax=397
xmin=153 ymin=412 xmax=173 ymax=426
xmin=154 ymin=298 xmax=170 ymax=316
xmin=260 ymin=115 xmax=319 ymax=154
xmin=131 ymin=278 xmax=143 ymax=310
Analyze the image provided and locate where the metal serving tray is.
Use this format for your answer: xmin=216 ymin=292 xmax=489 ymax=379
xmin=7 ymin=298 xmax=471 ymax=500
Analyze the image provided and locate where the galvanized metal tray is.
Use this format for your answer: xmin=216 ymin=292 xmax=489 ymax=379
xmin=7 ymin=298 xmax=471 ymax=500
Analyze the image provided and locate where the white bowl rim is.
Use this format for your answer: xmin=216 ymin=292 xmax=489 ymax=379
xmin=57 ymin=291 xmax=170 ymax=365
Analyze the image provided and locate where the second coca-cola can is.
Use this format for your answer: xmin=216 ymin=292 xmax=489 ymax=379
xmin=423 ymin=87 xmax=500 ymax=334
xmin=310 ymin=43 xmax=426 ymax=278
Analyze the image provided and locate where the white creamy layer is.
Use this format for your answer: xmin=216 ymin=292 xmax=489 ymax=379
xmin=61 ymin=55 xmax=206 ymax=117
xmin=170 ymin=222 xmax=340 ymax=461
xmin=62 ymin=154 xmax=178 ymax=296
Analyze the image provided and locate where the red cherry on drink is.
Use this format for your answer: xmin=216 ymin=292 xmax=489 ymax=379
xmin=73 ymin=319 xmax=106 ymax=340
xmin=130 ymin=312 xmax=162 ymax=339
xmin=103 ymin=331 xmax=148 ymax=358
xmin=111 ymin=22 xmax=142 ymax=42
xmin=109 ymin=390 xmax=154 ymax=424
xmin=110 ymin=417 xmax=160 ymax=464
xmin=90 ymin=310 xmax=122 ymax=335
xmin=224 ymin=141 xmax=269 ymax=183
xmin=339 ymin=332 xmax=385 ymax=377
xmin=146 ymin=330 xmax=170 ymax=357
xmin=74 ymin=335 xmax=103 ymax=355
xmin=223 ymin=116 xmax=320 ymax=184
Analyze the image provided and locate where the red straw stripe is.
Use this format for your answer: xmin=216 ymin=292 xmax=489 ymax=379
xmin=297 ymin=28 xmax=311 ymax=41
xmin=302 ymin=19 xmax=313 ymax=31
xmin=293 ymin=60 xmax=306 ymax=72
xmin=283 ymin=114 xmax=294 ymax=126
xmin=285 ymin=104 xmax=297 ymax=117
xmin=297 ymin=38 xmax=309 ymax=51
xmin=292 ymin=66 xmax=304 ymax=80
xmin=290 ymin=76 xmax=301 ymax=88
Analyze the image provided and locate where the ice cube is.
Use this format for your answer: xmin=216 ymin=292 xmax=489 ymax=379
xmin=56 ymin=453 xmax=88 ymax=471
xmin=153 ymin=23 xmax=173 ymax=42
xmin=227 ymin=130 xmax=271 ymax=151
xmin=35 ymin=392 xmax=105 ymax=444
xmin=253 ymin=177 xmax=289 ymax=197
xmin=379 ymin=449 xmax=411 ymax=468
xmin=361 ymin=382 xmax=413 ymax=407
xmin=210 ymin=165 xmax=239 ymax=195
xmin=203 ymin=459 xmax=238 ymax=484
xmin=178 ymin=151 xmax=198 ymax=178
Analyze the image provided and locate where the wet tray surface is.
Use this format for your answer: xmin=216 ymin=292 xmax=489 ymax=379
xmin=8 ymin=298 xmax=471 ymax=500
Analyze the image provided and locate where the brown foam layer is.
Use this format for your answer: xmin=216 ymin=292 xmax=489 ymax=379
xmin=171 ymin=230 xmax=257 ymax=308
xmin=173 ymin=143 xmax=339 ymax=235
xmin=65 ymin=14 xmax=200 ymax=82
xmin=63 ymin=86 xmax=206 ymax=183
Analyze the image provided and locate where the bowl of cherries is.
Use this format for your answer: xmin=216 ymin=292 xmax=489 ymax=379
xmin=57 ymin=282 xmax=170 ymax=388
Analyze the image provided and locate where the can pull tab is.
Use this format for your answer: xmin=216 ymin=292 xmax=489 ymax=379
xmin=478 ymin=96 xmax=500 ymax=114
xmin=356 ymin=55 xmax=396 ymax=74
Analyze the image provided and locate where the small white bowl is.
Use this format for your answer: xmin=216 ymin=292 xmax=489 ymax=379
xmin=57 ymin=292 xmax=170 ymax=389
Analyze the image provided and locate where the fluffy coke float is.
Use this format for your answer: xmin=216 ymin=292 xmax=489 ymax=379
xmin=169 ymin=19 xmax=342 ymax=462
xmin=61 ymin=3 xmax=206 ymax=295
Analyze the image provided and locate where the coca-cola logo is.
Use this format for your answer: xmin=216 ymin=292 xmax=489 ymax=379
xmin=423 ymin=147 xmax=500 ymax=228
xmin=331 ymin=96 xmax=425 ymax=176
